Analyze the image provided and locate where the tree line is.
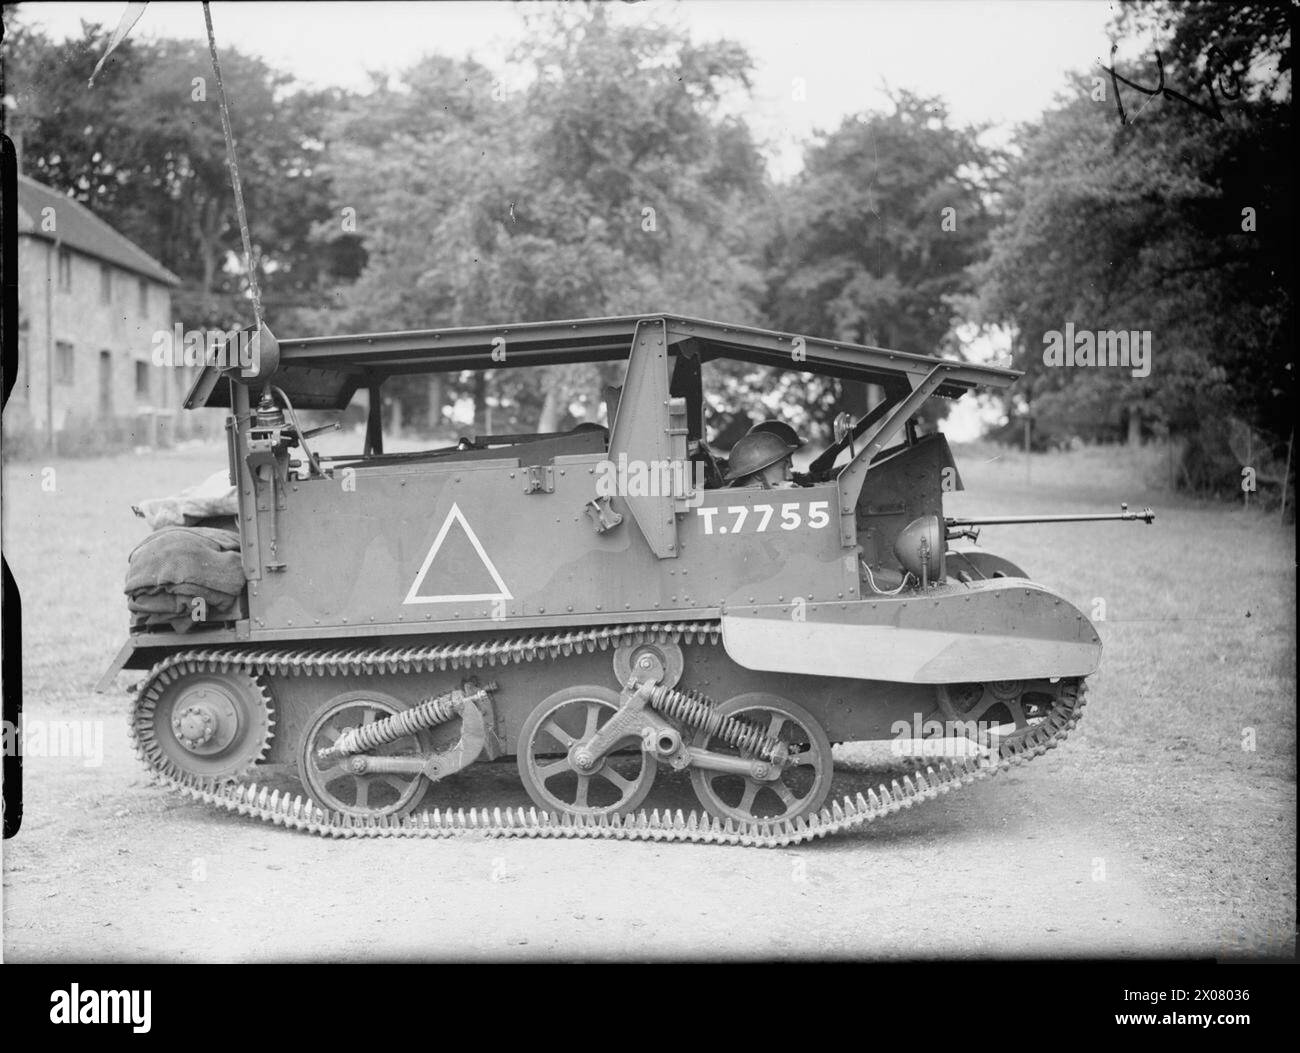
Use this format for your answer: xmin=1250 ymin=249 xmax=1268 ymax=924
xmin=3 ymin=1 xmax=1291 ymax=494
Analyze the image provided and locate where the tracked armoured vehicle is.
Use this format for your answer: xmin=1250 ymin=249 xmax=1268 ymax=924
xmin=100 ymin=315 xmax=1153 ymax=846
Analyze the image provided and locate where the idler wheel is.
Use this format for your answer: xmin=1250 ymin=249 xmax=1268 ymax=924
xmin=689 ymin=694 xmax=832 ymax=823
xmin=935 ymin=680 xmax=1058 ymax=751
xmin=517 ymin=686 xmax=656 ymax=817
xmin=146 ymin=671 xmax=273 ymax=781
xmin=299 ymin=691 xmax=430 ymax=818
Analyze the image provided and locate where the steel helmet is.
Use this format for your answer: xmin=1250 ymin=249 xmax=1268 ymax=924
xmin=725 ymin=430 xmax=796 ymax=481
xmin=747 ymin=419 xmax=802 ymax=450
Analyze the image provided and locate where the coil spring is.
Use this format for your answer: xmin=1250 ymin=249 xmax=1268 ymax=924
xmin=327 ymin=683 xmax=496 ymax=760
xmin=646 ymin=684 xmax=787 ymax=764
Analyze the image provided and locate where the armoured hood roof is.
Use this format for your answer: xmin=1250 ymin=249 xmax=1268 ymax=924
xmin=186 ymin=313 xmax=1021 ymax=410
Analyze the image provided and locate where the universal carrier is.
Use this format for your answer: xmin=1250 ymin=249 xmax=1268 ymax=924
xmin=101 ymin=315 xmax=1153 ymax=846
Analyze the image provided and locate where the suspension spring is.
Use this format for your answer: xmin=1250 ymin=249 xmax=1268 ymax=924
xmin=645 ymin=684 xmax=788 ymax=764
xmin=321 ymin=683 xmax=497 ymax=761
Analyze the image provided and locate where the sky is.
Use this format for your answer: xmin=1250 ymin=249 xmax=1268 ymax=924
xmin=12 ymin=0 xmax=1129 ymax=438
xmin=16 ymin=0 xmax=1125 ymax=176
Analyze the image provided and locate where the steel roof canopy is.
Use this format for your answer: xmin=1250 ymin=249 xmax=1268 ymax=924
xmin=185 ymin=313 xmax=1021 ymax=409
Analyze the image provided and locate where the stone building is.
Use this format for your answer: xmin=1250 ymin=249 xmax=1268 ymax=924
xmin=8 ymin=173 xmax=212 ymax=452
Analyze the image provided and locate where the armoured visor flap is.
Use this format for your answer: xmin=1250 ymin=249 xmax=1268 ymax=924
xmin=835 ymin=364 xmax=949 ymax=548
xmin=607 ymin=317 xmax=680 ymax=558
xmin=721 ymin=581 xmax=1101 ymax=684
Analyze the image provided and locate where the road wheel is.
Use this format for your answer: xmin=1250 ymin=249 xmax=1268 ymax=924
xmin=689 ymin=693 xmax=832 ymax=823
xmin=299 ymin=691 xmax=429 ymax=818
xmin=517 ymin=686 xmax=656 ymax=817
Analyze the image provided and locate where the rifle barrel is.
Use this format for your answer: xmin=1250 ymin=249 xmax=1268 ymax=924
xmin=946 ymin=507 xmax=1155 ymax=527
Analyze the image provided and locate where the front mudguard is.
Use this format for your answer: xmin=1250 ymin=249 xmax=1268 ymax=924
xmin=721 ymin=578 xmax=1100 ymax=684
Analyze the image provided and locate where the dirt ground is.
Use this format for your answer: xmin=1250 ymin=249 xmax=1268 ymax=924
xmin=2 ymin=441 xmax=1295 ymax=961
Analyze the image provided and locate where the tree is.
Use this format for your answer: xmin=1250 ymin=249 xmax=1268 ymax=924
xmin=973 ymin=0 xmax=1292 ymax=489
xmin=765 ymin=91 xmax=1000 ymax=434
xmin=315 ymin=5 xmax=770 ymax=434
xmin=3 ymin=17 xmax=359 ymax=332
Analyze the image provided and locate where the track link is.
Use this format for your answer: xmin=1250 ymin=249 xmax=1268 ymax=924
xmin=128 ymin=621 xmax=1087 ymax=847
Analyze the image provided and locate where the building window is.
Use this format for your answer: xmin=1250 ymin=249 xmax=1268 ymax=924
xmin=57 ymin=247 xmax=72 ymax=290
xmin=138 ymin=279 xmax=149 ymax=314
xmin=99 ymin=351 xmax=113 ymax=418
xmin=100 ymin=264 xmax=112 ymax=304
xmin=55 ymin=341 xmax=74 ymax=384
xmin=136 ymin=361 xmax=151 ymax=399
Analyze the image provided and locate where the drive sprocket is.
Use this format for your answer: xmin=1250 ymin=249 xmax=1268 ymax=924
xmin=133 ymin=666 xmax=273 ymax=782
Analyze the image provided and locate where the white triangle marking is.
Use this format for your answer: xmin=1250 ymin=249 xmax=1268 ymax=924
xmin=403 ymin=502 xmax=513 ymax=605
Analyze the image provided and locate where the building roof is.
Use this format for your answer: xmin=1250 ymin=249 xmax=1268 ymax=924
xmin=16 ymin=174 xmax=181 ymax=287
xmin=186 ymin=314 xmax=1021 ymax=410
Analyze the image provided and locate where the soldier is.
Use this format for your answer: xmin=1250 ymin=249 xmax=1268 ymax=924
xmin=725 ymin=426 xmax=803 ymax=489
xmin=729 ymin=419 xmax=814 ymax=487
xmin=747 ymin=419 xmax=801 ymax=448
